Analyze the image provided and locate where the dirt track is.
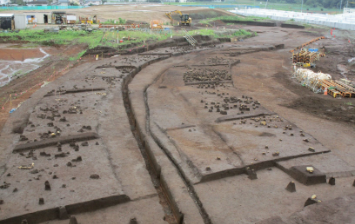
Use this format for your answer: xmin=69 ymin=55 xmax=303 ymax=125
xmin=0 ymin=22 xmax=355 ymax=224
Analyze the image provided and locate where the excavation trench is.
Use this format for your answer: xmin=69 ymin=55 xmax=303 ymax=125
xmin=120 ymin=42 xmax=291 ymax=223
xmin=145 ymin=83 xmax=213 ymax=224
xmin=121 ymin=50 xmax=218 ymax=224
xmin=121 ymin=56 xmax=184 ymax=224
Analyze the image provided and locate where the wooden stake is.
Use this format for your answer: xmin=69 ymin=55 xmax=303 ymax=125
xmin=9 ymin=94 xmax=12 ymax=109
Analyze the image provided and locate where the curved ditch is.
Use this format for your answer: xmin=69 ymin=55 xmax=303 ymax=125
xmin=141 ymin=54 xmax=246 ymax=223
xmin=120 ymin=43 xmax=290 ymax=223
xmin=120 ymin=56 xmax=183 ymax=224
xmin=121 ymin=52 xmax=219 ymax=224
xmin=141 ymin=57 xmax=213 ymax=224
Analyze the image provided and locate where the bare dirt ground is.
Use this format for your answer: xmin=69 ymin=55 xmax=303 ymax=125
xmin=0 ymin=7 xmax=355 ymax=224
xmin=2 ymin=5 xmax=233 ymax=25
xmin=0 ymin=44 xmax=88 ymax=132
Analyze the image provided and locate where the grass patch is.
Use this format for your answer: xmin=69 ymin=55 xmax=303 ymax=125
xmin=0 ymin=29 xmax=104 ymax=48
xmin=102 ymin=18 xmax=126 ymax=25
xmin=0 ymin=29 xmax=172 ymax=49
xmin=303 ymin=23 xmax=314 ymax=29
xmin=69 ymin=50 xmax=87 ymax=61
xmin=101 ymin=30 xmax=171 ymax=48
xmin=199 ymin=15 xmax=267 ymax=25
xmin=187 ymin=28 xmax=253 ymax=38
xmin=0 ymin=28 xmax=256 ymax=53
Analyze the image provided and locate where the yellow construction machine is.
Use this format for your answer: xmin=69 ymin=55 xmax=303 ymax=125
xmin=79 ymin=15 xmax=98 ymax=24
xmin=165 ymin=10 xmax=191 ymax=26
xmin=295 ymin=62 xmax=316 ymax=68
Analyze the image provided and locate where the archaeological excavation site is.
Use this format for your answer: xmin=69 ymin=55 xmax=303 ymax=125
xmin=0 ymin=3 xmax=355 ymax=224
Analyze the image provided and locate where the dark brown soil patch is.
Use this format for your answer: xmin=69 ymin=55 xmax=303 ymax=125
xmin=281 ymin=23 xmax=305 ymax=29
xmin=297 ymin=30 xmax=323 ymax=37
xmin=286 ymin=96 xmax=355 ymax=124
xmin=275 ymin=72 xmax=355 ymax=124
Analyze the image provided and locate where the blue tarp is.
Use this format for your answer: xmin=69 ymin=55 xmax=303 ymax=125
xmin=309 ymin=48 xmax=319 ymax=52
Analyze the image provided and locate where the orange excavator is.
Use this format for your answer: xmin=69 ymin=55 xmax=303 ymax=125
xmin=150 ymin=20 xmax=163 ymax=29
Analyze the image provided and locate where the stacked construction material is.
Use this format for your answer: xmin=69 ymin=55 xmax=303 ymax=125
xmin=289 ymin=36 xmax=325 ymax=53
xmin=293 ymin=68 xmax=331 ymax=93
xmin=292 ymin=49 xmax=319 ymax=64
xmin=320 ymin=79 xmax=355 ymax=98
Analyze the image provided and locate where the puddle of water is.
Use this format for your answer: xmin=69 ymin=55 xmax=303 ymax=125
xmin=0 ymin=48 xmax=50 ymax=87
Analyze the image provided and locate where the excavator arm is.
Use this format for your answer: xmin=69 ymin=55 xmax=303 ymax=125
xmin=165 ymin=12 xmax=174 ymax=22
xmin=168 ymin=10 xmax=183 ymax=17
xmin=165 ymin=10 xmax=191 ymax=26
xmin=165 ymin=10 xmax=182 ymax=24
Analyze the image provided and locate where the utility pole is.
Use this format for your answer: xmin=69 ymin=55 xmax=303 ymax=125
xmin=265 ymin=0 xmax=268 ymax=9
xmin=340 ymin=0 xmax=343 ymax=11
xmin=301 ymin=0 xmax=304 ymax=13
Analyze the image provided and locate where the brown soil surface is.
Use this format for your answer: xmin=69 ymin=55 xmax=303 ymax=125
xmin=124 ymin=27 xmax=355 ymax=224
xmin=2 ymin=5 xmax=232 ymax=25
xmin=0 ymin=48 xmax=44 ymax=61
xmin=0 ymin=44 xmax=88 ymax=132
xmin=0 ymin=16 xmax=355 ymax=224
xmin=276 ymin=71 xmax=355 ymax=124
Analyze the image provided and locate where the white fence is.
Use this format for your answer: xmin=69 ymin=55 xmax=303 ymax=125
xmin=229 ymin=8 xmax=355 ymax=30
xmin=344 ymin=7 xmax=355 ymax=14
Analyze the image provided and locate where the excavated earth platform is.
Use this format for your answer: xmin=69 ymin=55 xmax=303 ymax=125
xmin=0 ymin=55 xmax=169 ymax=224
xmin=0 ymin=26 xmax=355 ymax=224
xmin=128 ymin=40 xmax=355 ymax=224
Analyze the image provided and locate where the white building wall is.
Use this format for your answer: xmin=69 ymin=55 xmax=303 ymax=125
xmin=14 ymin=14 xmax=27 ymax=29
xmin=344 ymin=8 xmax=355 ymax=14
xmin=23 ymin=12 xmax=51 ymax=24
